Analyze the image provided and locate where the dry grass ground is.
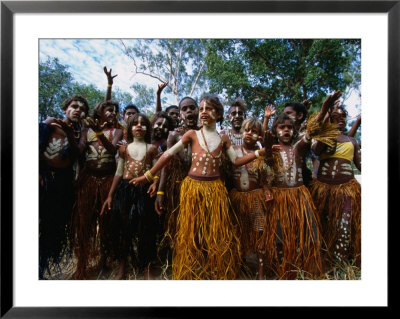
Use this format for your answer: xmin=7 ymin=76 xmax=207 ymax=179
xmin=43 ymin=248 xmax=360 ymax=280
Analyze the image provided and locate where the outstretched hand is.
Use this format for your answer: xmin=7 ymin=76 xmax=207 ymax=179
xmin=103 ymin=66 xmax=118 ymax=85
xmin=264 ymin=104 xmax=276 ymax=118
xmin=83 ymin=117 xmax=107 ymax=133
xmin=263 ymin=130 xmax=275 ymax=152
xmin=147 ymin=182 xmax=158 ymax=198
xmin=157 ymin=81 xmax=168 ymax=95
xmin=129 ymin=175 xmax=148 ymax=186
xmin=321 ymin=90 xmax=342 ymax=115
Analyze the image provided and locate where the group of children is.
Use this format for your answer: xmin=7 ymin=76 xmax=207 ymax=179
xmin=39 ymin=67 xmax=361 ymax=280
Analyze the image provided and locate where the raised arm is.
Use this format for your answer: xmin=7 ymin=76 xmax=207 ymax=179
xmin=316 ymin=90 xmax=342 ymax=123
xmin=104 ymin=66 xmax=118 ymax=101
xmin=263 ymin=104 xmax=276 ymax=133
xmin=348 ymin=115 xmax=361 ymax=137
xmin=156 ymin=81 xmax=168 ymax=113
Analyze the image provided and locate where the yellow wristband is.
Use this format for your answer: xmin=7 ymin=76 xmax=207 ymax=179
xmin=94 ymin=131 xmax=104 ymax=136
xmin=153 ymin=175 xmax=159 ymax=180
xmin=144 ymin=170 xmax=154 ymax=182
xmin=107 ymin=84 xmax=112 ymax=87
xmin=157 ymin=191 xmax=165 ymax=196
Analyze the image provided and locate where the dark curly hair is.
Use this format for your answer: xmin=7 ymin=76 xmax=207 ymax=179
xmin=92 ymin=100 xmax=119 ymax=123
xmin=284 ymin=102 xmax=308 ymax=125
xmin=151 ymin=111 xmax=174 ymax=139
xmin=62 ymin=95 xmax=89 ymax=115
xmin=271 ymin=113 xmax=298 ymax=143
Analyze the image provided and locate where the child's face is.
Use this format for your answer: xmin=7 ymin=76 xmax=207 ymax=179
xmin=284 ymin=106 xmax=301 ymax=123
xmin=101 ymin=105 xmax=117 ymax=124
xmin=131 ymin=116 xmax=147 ymax=139
xmin=153 ymin=117 xmax=168 ymax=139
xmin=242 ymin=124 xmax=259 ymax=147
xmin=64 ymin=100 xmax=87 ymax=123
xmin=276 ymin=120 xmax=294 ymax=144
xmin=228 ymin=107 xmax=245 ymax=130
xmin=167 ymin=108 xmax=180 ymax=127
xmin=330 ymin=109 xmax=347 ymax=130
xmin=179 ymin=99 xmax=198 ymax=127
xmin=123 ymin=108 xmax=138 ymax=122
xmin=199 ymin=100 xmax=219 ymax=126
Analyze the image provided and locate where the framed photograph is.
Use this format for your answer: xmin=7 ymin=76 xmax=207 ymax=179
xmin=1 ymin=0 xmax=395 ymax=316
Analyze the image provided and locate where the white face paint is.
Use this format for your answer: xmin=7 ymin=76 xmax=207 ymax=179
xmin=209 ymin=111 xmax=216 ymax=120
xmin=78 ymin=101 xmax=84 ymax=107
xmin=289 ymin=130 xmax=293 ymax=136
xmin=80 ymin=111 xmax=86 ymax=118
xmin=252 ymin=134 xmax=258 ymax=141
xmin=278 ymin=131 xmax=284 ymax=137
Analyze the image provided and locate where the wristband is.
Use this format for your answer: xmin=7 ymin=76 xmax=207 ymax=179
xmin=107 ymin=84 xmax=112 ymax=87
xmin=94 ymin=131 xmax=104 ymax=136
xmin=313 ymin=170 xmax=318 ymax=174
xmin=157 ymin=191 xmax=165 ymax=196
xmin=144 ymin=170 xmax=154 ymax=182
xmin=153 ymin=175 xmax=159 ymax=180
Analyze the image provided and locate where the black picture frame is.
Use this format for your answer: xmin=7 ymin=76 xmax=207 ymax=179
xmin=1 ymin=1 xmax=395 ymax=317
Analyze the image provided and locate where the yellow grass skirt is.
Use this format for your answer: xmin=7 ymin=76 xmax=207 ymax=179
xmin=172 ymin=176 xmax=242 ymax=280
xmin=229 ymin=188 xmax=272 ymax=256
xmin=310 ymin=178 xmax=361 ymax=267
xmin=267 ymin=185 xmax=323 ymax=279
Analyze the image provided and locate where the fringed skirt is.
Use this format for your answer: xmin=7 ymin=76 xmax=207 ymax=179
xmin=310 ymin=178 xmax=361 ymax=268
xmin=71 ymin=168 xmax=114 ymax=279
xmin=229 ymin=188 xmax=272 ymax=256
xmin=39 ymin=165 xmax=74 ymax=279
xmin=172 ymin=176 xmax=242 ymax=280
xmin=111 ymin=179 xmax=158 ymax=270
xmin=268 ymin=185 xmax=323 ymax=279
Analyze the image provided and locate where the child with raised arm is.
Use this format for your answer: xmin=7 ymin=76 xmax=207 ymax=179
xmin=265 ymin=90 xmax=341 ymax=279
xmin=71 ymin=100 xmax=123 ymax=279
xmin=132 ymin=95 xmax=267 ymax=280
xmin=310 ymin=104 xmax=361 ymax=268
xmin=101 ymin=114 xmax=160 ymax=279
xmin=228 ymin=118 xmax=274 ymax=279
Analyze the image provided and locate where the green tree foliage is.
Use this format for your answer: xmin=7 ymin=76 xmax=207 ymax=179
xmin=39 ymin=58 xmax=74 ymax=121
xmin=120 ymin=39 xmax=209 ymax=105
xmin=39 ymin=58 xmax=134 ymax=120
xmin=205 ymin=39 xmax=361 ymax=117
